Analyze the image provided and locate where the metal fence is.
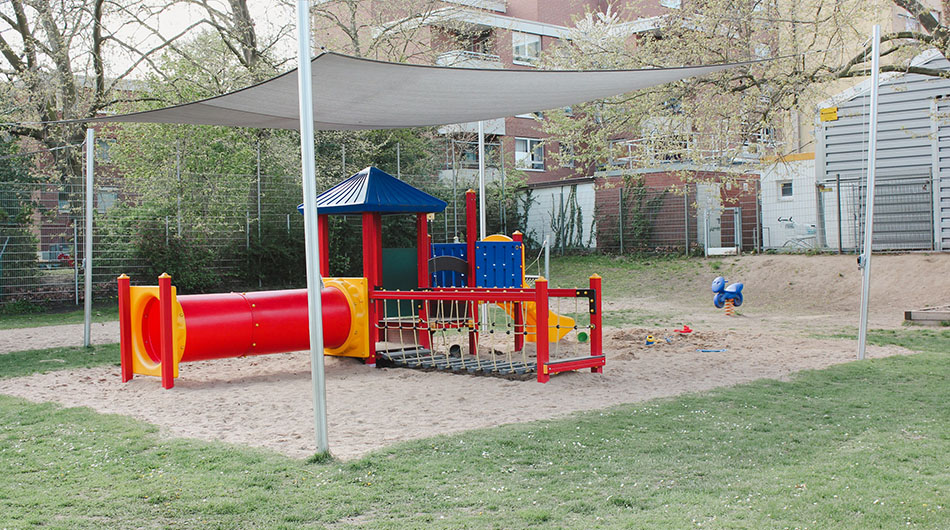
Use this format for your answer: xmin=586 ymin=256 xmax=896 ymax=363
xmin=524 ymin=178 xmax=761 ymax=256
xmin=818 ymin=175 xmax=936 ymax=252
xmin=4 ymin=139 xmax=944 ymax=308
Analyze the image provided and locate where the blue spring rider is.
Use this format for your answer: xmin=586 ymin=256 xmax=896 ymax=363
xmin=711 ymin=276 xmax=743 ymax=308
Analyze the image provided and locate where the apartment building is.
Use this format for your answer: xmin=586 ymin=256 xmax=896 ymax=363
xmin=413 ymin=0 xmax=675 ymax=188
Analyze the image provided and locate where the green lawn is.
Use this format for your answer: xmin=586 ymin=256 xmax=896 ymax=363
xmin=0 ymin=330 xmax=946 ymax=528
xmin=0 ymin=304 xmax=118 ymax=330
xmin=547 ymin=254 xmax=723 ymax=298
xmin=0 ymin=343 xmax=119 ymax=379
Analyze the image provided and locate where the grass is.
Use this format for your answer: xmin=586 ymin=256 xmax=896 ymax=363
xmin=0 ymin=303 xmax=118 ymax=330
xmin=548 ymin=254 xmax=725 ymax=299
xmin=824 ymin=328 xmax=950 ymax=355
xmin=0 ymin=343 xmax=120 ymax=379
xmin=0 ymin=330 xmax=946 ymax=528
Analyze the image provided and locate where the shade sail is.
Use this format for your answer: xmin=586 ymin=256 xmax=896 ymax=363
xmin=92 ymin=51 xmax=746 ymax=130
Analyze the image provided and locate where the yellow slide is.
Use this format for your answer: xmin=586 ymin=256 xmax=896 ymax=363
xmin=482 ymin=234 xmax=575 ymax=343
xmin=498 ymin=302 xmax=575 ymax=343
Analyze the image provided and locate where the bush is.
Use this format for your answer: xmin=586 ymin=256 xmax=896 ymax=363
xmin=135 ymin=224 xmax=235 ymax=293
xmin=246 ymin=227 xmax=306 ymax=288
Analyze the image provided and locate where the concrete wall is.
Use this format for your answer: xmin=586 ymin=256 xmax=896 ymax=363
xmin=523 ymin=180 xmax=597 ymax=249
xmin=760 ymin=157 xmax=819 ymax=249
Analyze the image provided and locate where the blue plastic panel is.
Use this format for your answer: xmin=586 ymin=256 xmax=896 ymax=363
xmin=474 ymin=241 xmax=522 ymax=288
xmin=430 ymin=243 xmax=467 ymax=287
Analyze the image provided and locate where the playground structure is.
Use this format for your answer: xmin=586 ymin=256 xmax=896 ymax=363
xmin=118 ymin=167 xmax=604 ymax=388
xmin=712 ymin=276 xmax=743 ymax=316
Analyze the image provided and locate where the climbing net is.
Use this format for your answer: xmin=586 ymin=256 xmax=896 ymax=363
xmin=371 ymin=283 xmax=603 ymax=382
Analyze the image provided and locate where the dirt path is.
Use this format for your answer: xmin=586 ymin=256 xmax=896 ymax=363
xmin=0 ymin=321 xmax=118 ymax=354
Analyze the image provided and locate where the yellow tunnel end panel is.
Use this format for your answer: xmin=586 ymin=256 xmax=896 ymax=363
xmin=322 ymin=277 xmax=369 ymax=359
xmin=128 ymin=285 xmax=186 ymax=377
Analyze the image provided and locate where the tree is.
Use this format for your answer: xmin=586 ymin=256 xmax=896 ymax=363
xmin=307 ymin=0 xmax=472 ymax=62
xmin=540 ymin=0 xmax=950 ymax=175
xmin=0 ymin=136 xmax=39 ymax=295
xmin=0 ymin=0 xmax=209 ymax=179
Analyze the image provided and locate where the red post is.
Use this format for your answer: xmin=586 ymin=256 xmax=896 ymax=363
xmin=589 ymin=274 xmax=603 ymax=373
xmin=117 ymin=274 xmax=133 ymax=382
xmin=158 ymin=273 xmax=175 ymax=389
xmin=465 ymin=190 xmax=478 ymax=354
xmin=362 ymin=212 xmax=379 ymax=364
xmin=536 ymin=277 xmax=550 ymax=383
xmin=512 ymin=231 xmax=524 ymax=352
xmin=416 ymin=213 xmax=431 ymax=349
xmin=465 ymin=190 xmax=477 ymax=284
xmin=318 ymin=214 xmax=330 ymax=277
xmin=374 ymin=213 xmax=383 ymax=286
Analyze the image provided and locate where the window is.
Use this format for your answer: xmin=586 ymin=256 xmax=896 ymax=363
xmin=96 ymin=189 xmax=117 ymax=213
xmin=608 ymin=139 xmax=629 ymax=166
xmin=660 ymin=0 xmax=682 ymax=8
xmin=780 ymin=181 xmax=793 ymax=198
xmin=515 ymin=138 xmax=543 ymax=170
xmin=512 ymin=32 xmax=541 ymax=63
xmin=448 ymin=28 xmax=493 ymax=54
xmin=899 ymin=13 xmax=920 ymax=32
xmin=58 ymin=191 xmax=70 ymax=213
xmin=559 ymin=143 xmax=575 ymax=168
xmin=95 ymin=138 xmax=115 ymax=162
xmin=455 ymin=141 xmax=501 ymax=169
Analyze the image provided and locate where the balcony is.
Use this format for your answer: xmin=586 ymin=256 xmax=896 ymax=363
xmin=436 ymin=50 xmax=502 ymax=68
xmin=442 ymin=0 xmax=507 ymax=13
xmin=438 ymin=118 xmax=505 ymax=136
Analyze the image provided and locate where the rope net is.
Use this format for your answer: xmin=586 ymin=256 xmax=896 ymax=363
xmin=372 ymin=286 xmax=600 ymax=381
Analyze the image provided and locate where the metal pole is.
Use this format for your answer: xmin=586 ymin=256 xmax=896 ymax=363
xmin=543 ymin=235 xmax=550 ymax=280
xmin=836 ymin=174 xmax=843 ymax=254
xmin=500 ymin=155 xmax=507 ymax=234
xmin=296 ymin=0 xmax=329 ymax=454
xmin=684 ymin=185 xmax=689 ymax=257
xmin=83 ymin=128 xmax=94 ymax=348
xmin=452 ymin=140 xmax=458 ymax=237
xmin=341 ymin=143 xmax=346 ymax=175
xmin=176 ymin=142 xmax=182 ymax=237
xmin=618 ymin=187 xmax=624 ymax=254
xmin=858 ymin=25 xmax=881 ymax=362
xmin=478 ymin=120 xmax=487 ymax=239
xmin=754 ymin=180 xmax=761 ymax=252
xmin=396 ymin=141 xmax=401 ymax=178
xmin=704 ymin=210 xmax=710 ymax=258
xmin=73 ymin=223 xmax=79 ymax=305
xmin=257 ymin=140 xmax=262 ymax=242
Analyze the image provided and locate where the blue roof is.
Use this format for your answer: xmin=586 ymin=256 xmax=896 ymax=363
xmin=297 ymin=166 xmax=447 ymax=215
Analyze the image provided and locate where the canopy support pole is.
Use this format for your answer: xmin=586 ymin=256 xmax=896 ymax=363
xmin=83 ymin=128 xmax=94 ymax=348
xmin=297 ymin=0 xmax=329 ymax=454
xmin=857 ymin=25 xmax=881 ymax=361
xmin=478 ymin=120 xmax=487 ymax=240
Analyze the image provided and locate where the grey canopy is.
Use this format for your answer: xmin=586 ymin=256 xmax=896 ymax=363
xmin=93 ymin=51 xmax=745 ymax=130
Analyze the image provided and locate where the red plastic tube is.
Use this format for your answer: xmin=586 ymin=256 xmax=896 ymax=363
xmin=145 ymin=288 xmax=350 ymax=363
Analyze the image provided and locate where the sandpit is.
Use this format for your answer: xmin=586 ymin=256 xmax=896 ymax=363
xmin=0 ymin=253 xmax=945 ymax=460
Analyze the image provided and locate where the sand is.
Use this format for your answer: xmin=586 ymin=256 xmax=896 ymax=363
xmin=0 ymin=253 xmax=946 ymax=461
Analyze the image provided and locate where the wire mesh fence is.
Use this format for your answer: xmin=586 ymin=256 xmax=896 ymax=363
xmin=4 ymin=133 xmax=945 ymax=310
xmin=524 ymin=177 xmax=761 ymax=256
